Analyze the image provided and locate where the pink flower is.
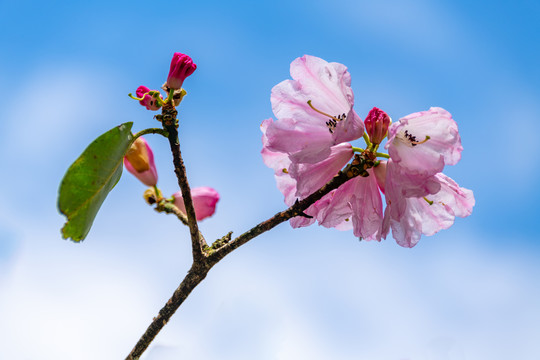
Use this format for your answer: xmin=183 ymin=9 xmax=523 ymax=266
xmin=265 ymin=55 xmax=364 ymax=164
xmin=261 ymin=56 xmax=474 ymax=247
xmin=380 ymin=160 xmax=475 ymax=247
xmin=135 ymin=85 xmax=162 ymax=111
xmin=173 ymin=187 xmax=220 ymax=221
xmin=166 ymin=52 xmax=197 ymax=90
xmin=124 ymin=137 xmax=158 ymax=187
xmin=385 ymin=107 xmax=462 ymax=177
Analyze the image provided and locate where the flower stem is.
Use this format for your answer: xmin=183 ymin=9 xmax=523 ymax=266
xmin=351 ymin=146 xmax=365 ymax=153
xmin=164 ymin=88 xmax=174 ymax=104
xmin=375 ymin=152 xmax=390 ymax=159
xmin=363 ymin=132 xmax=372 ymax=148
xmin=133 ymin=128 xmax=169 ymax=139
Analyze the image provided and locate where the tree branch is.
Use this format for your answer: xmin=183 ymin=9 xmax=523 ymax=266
xmin=125 ymin=262 xmax=211 ymax=360
xmin=125 ymin=153 xmax=374 ymax=359
xmin=207 ymin=153 xmax=373 ymax=263
xmin=160 ymin=102 xmax=207 ymax=261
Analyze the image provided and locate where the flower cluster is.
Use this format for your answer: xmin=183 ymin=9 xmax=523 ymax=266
xmin=128 ymin=52 xmax=197 ymax=112
xmin=261 ymin=55 xmax=474 ymax=247
xmin=124 ymin=137 xmax=219 ymax=221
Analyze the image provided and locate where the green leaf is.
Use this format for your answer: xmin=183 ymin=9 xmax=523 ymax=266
xmin=58 ymin=122 xmax=134 ymax=242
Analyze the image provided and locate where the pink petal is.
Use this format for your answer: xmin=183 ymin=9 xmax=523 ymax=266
xmin=289 ymin=143 xmax=353 ymax=198
xmin=319 ymin=171 xmax=383 ymax=241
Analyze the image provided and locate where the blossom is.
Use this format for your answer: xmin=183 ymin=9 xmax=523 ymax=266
xmin=381 ymin=160 xmax=475 ymax=247
xmin=265 ymin=55 xmax=364 ymax=164
xmin=173 ymin=187 xmax=220 ymax=221
xmin=135 ymin=85 xmax=162 ymax=111
xmin=166 ymin=52 xmax=197 ymax=90
xmin=385 ymin=107 xmax=462 ymax=177
xmin=124 ymin=137 xmax=158 ymax=187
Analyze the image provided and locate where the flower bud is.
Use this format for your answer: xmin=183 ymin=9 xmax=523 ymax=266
xmin=143 ymin=187 xmax=157 ymax=205
xmin=124 ymin=137 xmax=158 ymax=186
xmin=172 ymin=187 xmax=219 ymax=221
xmin=364 ymin=107 xmax=391 ymax=145
xmin=136 ymin=85 xmax=162 ymax=111
xmin=166 ymin=52 xmax=197 ymax=90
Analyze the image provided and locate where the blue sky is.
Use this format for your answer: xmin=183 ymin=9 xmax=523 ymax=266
xmin=1 ymin=0 xmax=539 ymax=359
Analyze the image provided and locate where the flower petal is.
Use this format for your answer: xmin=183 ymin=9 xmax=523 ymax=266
xmin=319 ymin=171 xmax=383 ymax=241
xmin=289 ymin=143 xmax=353 ymax=198
xmin=383 ymin=160 xmax=475 ymax=247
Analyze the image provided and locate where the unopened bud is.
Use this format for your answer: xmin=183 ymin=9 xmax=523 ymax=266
xmin=143 ymin=187 xmax=157 ymax=205
xmin=364 ymin=107 xmax=391 ymax=145
xmin=136 ymin=85 xmax=162 ymax=111
xmin=166 ymin=52 xmax=197 ymax=90
xmin=124 ymin=137 xmax=158 ymax=187
xmin=172 ymin=187 xmax=220 ymax=221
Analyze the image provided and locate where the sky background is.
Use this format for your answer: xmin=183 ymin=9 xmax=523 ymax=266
xmin=1 ymin=0 xmax=539 ymax=359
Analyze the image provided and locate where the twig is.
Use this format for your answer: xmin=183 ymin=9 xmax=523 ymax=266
xmin=160 ymin=102 xmax=208 ymax=261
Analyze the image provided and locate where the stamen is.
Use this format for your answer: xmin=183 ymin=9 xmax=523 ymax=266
xmin=128 ymin=93 xmax=144 ymax=101
xmin=307 ymin=100 xmax=347 ymax=134
xmin=403 ymin=130 xmax=430 ymax=146
xmin=411 ymin=135 xmax=430 ymax=145
xmin=423 ymin=197 xmax=434 ymax=205
xmin=307 ymin=100 xmax=342 ymax=122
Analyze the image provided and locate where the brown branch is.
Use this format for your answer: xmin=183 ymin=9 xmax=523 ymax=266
xmin=160 ymin=102 xmax=207 ymax=261
xmin=125 ymin=262 xmax=211 ymax=359
xmin=125 ymin=153 xmax=374 ymax=359
xmin=207 ymin=154 xmax=372 ymax=263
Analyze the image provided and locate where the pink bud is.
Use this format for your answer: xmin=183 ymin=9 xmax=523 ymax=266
xmin=173 ymin=187 xmax=219 ymax=221
xmin=124 ymin=137 xmax=158 ymax=186
xmin=166 ymin=52 xmax=197 ymax=90
xmin=136 ymin=85 xmax=162 ymax=111
xmin=364 ymin=107 xmax=391 ymax=145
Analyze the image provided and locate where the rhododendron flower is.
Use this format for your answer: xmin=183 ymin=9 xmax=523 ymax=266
xmin=166 ymin=52 xmax=197 ymax=90
xmin=136 ymin=85 xmax=162 ymax=111
xmin=385 ymin=107 xmax=462 ymax=177
xmin=173 ymin=187 xmax=219 ymax=221
xmin=381 ymin=160 xmax=475 ymax=247
xmin=124 ymin=137 xmax=158 ymax=187
xmin=265 ymin=55 xmax=364 ymax=164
